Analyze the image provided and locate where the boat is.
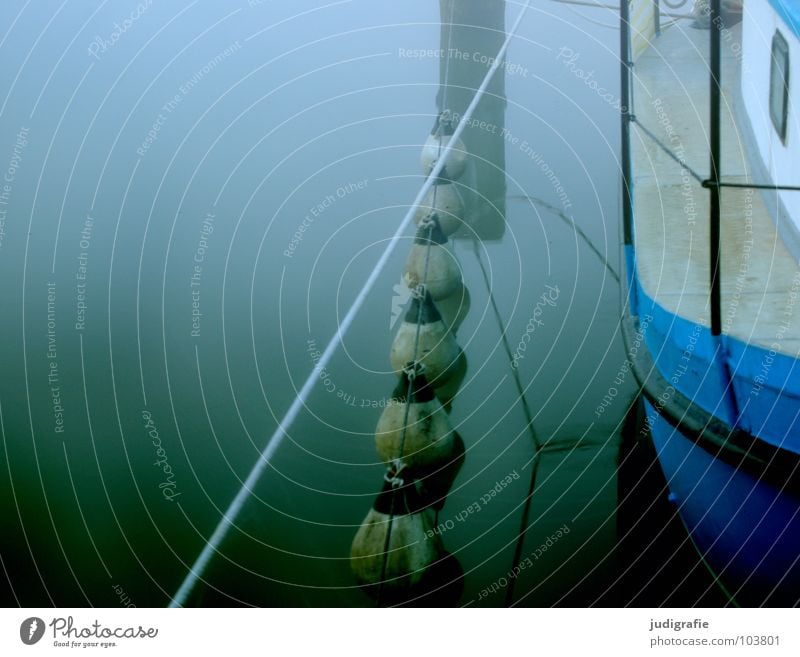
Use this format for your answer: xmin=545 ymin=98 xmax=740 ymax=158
xmin=620 ymin=0 xmax=800 ymax=604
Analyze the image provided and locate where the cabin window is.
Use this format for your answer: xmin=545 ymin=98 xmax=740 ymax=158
xmin=769 ymin=30 xmax=790 ymax=144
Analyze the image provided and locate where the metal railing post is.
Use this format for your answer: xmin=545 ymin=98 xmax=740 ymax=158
xmin=654 ymin=0 xmax=661 ymax=36
xmin=620 ymin=0 xmax=634 ymax=247
xmin=709 ymin=0 xmax=722 ymax=335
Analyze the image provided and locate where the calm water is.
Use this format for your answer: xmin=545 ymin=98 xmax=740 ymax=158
xmin=0 ymin=0 xmax=651 ymax=607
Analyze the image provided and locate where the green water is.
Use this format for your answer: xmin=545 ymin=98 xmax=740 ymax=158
xmin=0 ymin=0 xmax=646 ymax=607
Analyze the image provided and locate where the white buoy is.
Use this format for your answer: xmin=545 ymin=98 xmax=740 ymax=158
xmin=414 ymin=181 xmax=465 ymax=236
xmin=375 ymin=366 xmax=456 ymax=470
xmin=390 ymin=288 xmax=461 ymax=388
xmin=436 ymin=282 xmax=471 ymax=335
xmin=350 ymin=476 xmax=443 ymax=595
xmin=420 ymin=110 xmax=468 ymax=180
xmin=403 ymin=215 xmax=461 ymax=300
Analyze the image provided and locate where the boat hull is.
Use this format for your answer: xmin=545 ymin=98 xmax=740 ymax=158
xmin=645 ymin=399 xmax=800 ymax=605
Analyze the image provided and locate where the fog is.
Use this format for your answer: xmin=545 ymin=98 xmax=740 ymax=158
xmin=0 ymin=0 xmax=631 ymax=606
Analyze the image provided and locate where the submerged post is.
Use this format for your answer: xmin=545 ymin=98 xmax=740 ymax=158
xmin=438 ymin=0 xmax=507 ymax=241
xmin=709 ymin=0 xmax=722 ymax=335
xmin=620 ymin=0 xmax=633 ymax=247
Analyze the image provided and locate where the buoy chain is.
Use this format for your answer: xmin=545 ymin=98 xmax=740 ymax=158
xmin=168 ymin=0 xmax=531 ymax=609
xmin=370 ymin=122 xmax=459 ymax=604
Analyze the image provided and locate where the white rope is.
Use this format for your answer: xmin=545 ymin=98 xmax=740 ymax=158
xmin=168 ymin=0 xmax=532 ymax=608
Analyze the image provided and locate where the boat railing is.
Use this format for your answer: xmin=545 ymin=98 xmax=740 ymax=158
xmin=621 ymin=0 xmax=800 ymax=336
xmin=616 ymin=0 xmax=800 ymax=534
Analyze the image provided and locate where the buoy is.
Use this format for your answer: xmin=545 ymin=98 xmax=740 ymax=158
xmin=432 ymin=349 xmax=467 ymax=412
xmin=420 ymin=110 xmax=468 ymax=180
xmin=414 ymin=431 xmax=466 ymax=511
xmin=390 ymin=288 xmax=461 ymax=387
xmin=350 ymin=474 xmax=443 ymax=596
xmin=375 ymin=365 xmax=456 ymax=470
xmin=415 ymin=181 xmax=465 ymax=236
xmin=403 ymin=214 xmax=461 ymax=300
xmin=436 ymin=282 xmax=471 ymax=335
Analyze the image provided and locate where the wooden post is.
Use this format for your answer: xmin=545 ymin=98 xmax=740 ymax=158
xmin=438 ymin=0 xmax=507 ymax=240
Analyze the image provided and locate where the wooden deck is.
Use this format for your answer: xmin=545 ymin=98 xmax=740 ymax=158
xmin=631 ymin=21 xmax=800 ymax=357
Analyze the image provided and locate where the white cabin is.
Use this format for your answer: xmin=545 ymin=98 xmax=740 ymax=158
xmin=740 ymin=0 xmax=800 ymax=257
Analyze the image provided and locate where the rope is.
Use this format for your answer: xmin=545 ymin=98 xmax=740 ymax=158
xmin=167 ymin=0 xmax=532 ymax=609
xmin=470 ymin=237 xmax=542 ymax=606
xmin=632 ymin=118 xmax=706 ymax=184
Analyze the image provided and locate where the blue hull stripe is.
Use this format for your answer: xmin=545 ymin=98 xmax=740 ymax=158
xmin=646 ymin=399 xmax=800 ymax=604
xmin=626 ymin=244 xmax=800 ymax=455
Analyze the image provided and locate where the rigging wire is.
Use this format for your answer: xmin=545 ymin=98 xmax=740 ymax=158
xmin=473 ymin=189 xmax=620 ymax=604
xmin=510 ymin=194 xmax=620 ymax=282
xmin=167 ymin=0 xmax=533 ymax=609
xmin=631 ymin=119 xmax=706 ymax=184
xmin=632 ymin=64 xmax=800 ymax=191
xmin=496 ymin=193 xmax=621 ymax=603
